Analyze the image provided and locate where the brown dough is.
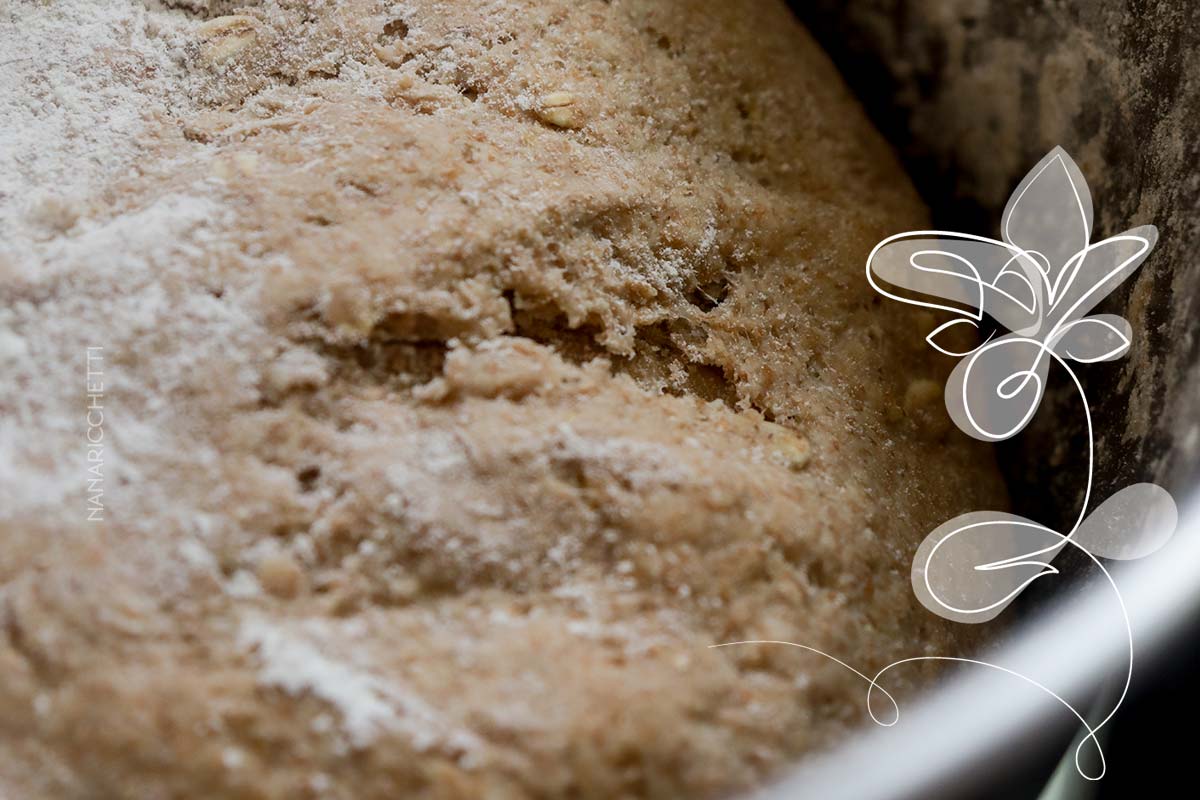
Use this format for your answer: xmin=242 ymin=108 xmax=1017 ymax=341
xmin=0 ymin=1 xmax=1006 ymax=798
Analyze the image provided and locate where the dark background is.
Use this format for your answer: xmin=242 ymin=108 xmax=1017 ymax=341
xmin=790 ymin=1 xmax=1200 ymax=797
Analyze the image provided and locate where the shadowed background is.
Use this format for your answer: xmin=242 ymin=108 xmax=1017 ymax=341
xmin=791 ymin=1 xmax=1200 ymax=795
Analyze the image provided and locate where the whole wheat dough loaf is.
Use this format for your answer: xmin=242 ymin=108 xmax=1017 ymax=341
xmin=0 ymin=1 xmax=1006 ymax=798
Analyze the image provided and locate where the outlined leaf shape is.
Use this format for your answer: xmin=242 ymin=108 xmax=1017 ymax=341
xmin=1051 ymin=315 xmax=1132 ymax=363
xmin=925 ymin=317 xmax=991 ymax=357
xmin=867 ymin=233 xmax=1044 ymax=336
xmin=869 ymin=149 xmax=1157 ymax=357
xmin=914 ymin=485 xmax=1177 ymax=624
xmin=944 ymin=333 xmax=1050 ymax=441
xmin=1074 ymin=483 xmax=1178 ymax=560
xmin=912 ymin=511 xmax=1063 ymax=624
xmin=993 ymin=266 xmax=1039 ymax=318
xmin=1045 ymin=226 xmax=1157 ymax=324
xmin=1002 ymin=146 xmax=1093 ymax=292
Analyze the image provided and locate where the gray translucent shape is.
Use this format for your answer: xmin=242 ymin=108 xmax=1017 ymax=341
xmin=867 ymin=147 xmax=1158 ymax=444
xmin=912 ymin=486 xmax=1177 ymax=624
xmin=911 ymin=511 xmax=1062 ymax=624
xmin=1049 ymin=314 xmax=1132 ymax=363
xmin=944 ymin=334 xmax=1050 ymax=442
xmin=1074 ymin=483 xmax=1178 ymax=560
xmin=1001 ymin=146 xmax=1094 ymax=291
xmin=868 ymin=147 xmax=1156 ymax=349
xmin=1042 ymin=226 xmax=1156 ymax=329
xmin=869 ymin=234 xmax=1044 ymax=336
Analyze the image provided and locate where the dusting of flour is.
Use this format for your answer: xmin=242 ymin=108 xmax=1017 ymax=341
xmin=0 ymin=1 xmax=1009 ymax=797
xmin=0 ymin=1 xmax=203 ymax=259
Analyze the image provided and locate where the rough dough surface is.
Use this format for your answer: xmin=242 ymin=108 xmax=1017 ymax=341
xmin=0 ymin=1 xmax=1006 ymax=798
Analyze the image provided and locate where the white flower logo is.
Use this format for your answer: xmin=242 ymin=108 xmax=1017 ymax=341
xmin=869 ymin=146 xmax=1154 ymax=443
xmin=868 ymin=146 xmax=1175 ymax=624
xmin=716 ymin=149 xmax=1177 ymax=781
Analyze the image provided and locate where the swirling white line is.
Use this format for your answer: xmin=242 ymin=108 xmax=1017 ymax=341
xmin=714 ymin=267 xmax=1137 ymax=781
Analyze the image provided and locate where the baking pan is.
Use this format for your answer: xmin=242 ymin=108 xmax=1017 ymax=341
xmin=755 ymin=2 xmax=1200 ymax=796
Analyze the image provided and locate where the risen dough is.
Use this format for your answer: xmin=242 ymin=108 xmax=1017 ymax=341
xmin=0 ymin=1 xmax=1005 ymax=798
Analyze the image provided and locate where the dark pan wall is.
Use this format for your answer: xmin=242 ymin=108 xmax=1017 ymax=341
xmin=794 ymin=0 xmax=1200 ymax=529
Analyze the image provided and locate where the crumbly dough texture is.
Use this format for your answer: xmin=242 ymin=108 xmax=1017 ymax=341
xmin=0 ymin=1 xmax=1005 ymax=798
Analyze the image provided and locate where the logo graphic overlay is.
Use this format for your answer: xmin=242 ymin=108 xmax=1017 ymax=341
xmin=716 ymin=148 xmax=1176 ymax=781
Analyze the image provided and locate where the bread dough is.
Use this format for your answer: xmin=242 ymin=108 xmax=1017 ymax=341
xmin=0 ymin=1 xmax=1006 ymax=797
